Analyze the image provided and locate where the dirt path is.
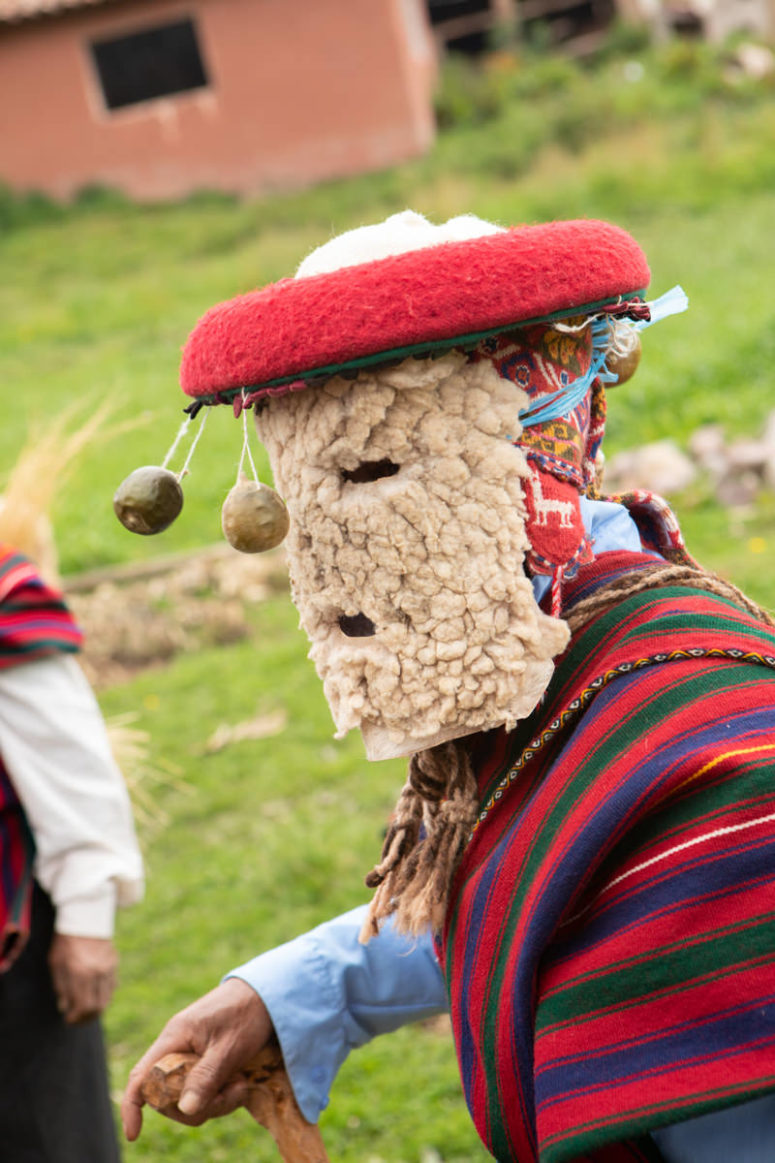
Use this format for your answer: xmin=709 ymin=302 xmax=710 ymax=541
xmin=64 ymin=545 xmax=288 ymax=689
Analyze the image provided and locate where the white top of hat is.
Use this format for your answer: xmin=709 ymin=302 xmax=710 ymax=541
xmin=295 ymin=210 xmax=504 ymax=279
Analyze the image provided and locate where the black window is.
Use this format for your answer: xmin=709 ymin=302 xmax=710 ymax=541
xmin=90 ymin=17 xmax=209 ymax=111
xmin=426 ymin=0 xmax=494 ymax=54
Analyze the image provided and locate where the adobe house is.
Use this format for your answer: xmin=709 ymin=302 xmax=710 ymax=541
xmin=0 ymin=0 xmax=437 ymax=201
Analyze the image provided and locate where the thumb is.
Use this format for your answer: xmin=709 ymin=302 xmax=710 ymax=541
xmin=177 ymin=1052 xmax=228 ymax=1116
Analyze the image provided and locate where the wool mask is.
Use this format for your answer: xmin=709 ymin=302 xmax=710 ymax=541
xmin=255 ymin=350 xmax=569 ymax=761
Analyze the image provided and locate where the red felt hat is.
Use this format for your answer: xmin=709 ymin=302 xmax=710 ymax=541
xmin=179 ymin=218 xmax=649 ymax=406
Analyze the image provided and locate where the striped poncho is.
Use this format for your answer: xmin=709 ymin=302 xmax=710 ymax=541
xmin=441 ymin=550 xmax=775 ymax=1162
xmin=0 ymin=546 xmax=81 ymax=966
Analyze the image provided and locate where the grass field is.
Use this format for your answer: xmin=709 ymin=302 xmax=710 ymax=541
xmin=3 ymin=31 xmax=775 ymax=1162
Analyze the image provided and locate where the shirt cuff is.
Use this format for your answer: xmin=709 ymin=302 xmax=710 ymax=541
xmin=53 ymin=884 xmax=117 ymax=938
xmin=228 ymin=930 xmax=346 ymax=1122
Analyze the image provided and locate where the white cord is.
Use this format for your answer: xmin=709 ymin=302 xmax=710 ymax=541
xmin=176 ymin=408 xmax=209 ymax=479
xmin=161 ymin=417 xmax=192 ymax=470
xmin=238 ymin=391 xmax=260 ymax=483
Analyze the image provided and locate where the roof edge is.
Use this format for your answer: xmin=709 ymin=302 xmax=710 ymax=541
xmin=0 ymin=0 xmax=121 ymax=27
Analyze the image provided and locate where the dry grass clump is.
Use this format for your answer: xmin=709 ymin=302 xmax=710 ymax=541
xmin=0 ymin=402 xmax=130 ymax=583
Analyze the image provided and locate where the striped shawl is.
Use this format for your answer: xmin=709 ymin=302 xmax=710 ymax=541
xmin=441 ymin=551 xmax=775 ymax=1162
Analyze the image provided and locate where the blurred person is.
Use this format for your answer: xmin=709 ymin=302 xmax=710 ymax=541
xmin=122 ymin=213 xmax=775 ymax=1163
xmin=0 ymin=408 xmax=144 ymax=1162
xmin=0 ymin=540 xmax=144 ymax=1161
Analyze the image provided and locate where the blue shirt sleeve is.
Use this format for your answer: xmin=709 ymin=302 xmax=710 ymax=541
xmin=226 ymin=904 xmax=448 ymax=1123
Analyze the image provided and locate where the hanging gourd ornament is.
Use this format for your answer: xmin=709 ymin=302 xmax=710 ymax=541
xmin=605 ymin=321 xmax=642 ymax=386
xmin=113 ymin=466 xmax=184 ymax=535
xmin=221 ymin=472 xmax=289 ymax=553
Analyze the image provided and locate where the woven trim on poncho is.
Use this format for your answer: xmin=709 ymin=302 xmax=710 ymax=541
xmin=441 ymin=551 xmax=775 ymax=1162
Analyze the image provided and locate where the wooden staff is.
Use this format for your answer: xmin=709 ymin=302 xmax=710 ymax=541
xmin=141 ymin=1044 xmax=329 ymax=1163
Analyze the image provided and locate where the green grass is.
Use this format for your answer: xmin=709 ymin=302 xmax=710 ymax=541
xmin=4 ymin=31 xmax=775 ymax=1160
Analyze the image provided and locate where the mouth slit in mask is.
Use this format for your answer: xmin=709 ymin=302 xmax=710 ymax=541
xmin=338 ymin=612 xmax=377 ymax=638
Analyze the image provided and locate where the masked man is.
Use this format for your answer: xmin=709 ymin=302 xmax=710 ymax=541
xmin=122 ymin=214 xmax=775 ymax=1162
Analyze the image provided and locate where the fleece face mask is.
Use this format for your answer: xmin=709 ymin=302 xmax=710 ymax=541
xmin=255 ymin=349 xmax=569 ymax=761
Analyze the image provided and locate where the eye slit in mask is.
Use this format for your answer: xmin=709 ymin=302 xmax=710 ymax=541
xmin=338 ymin=613 xmax=377 ymax=638
xmin=341 ymin=460 xmax=400 ymax=484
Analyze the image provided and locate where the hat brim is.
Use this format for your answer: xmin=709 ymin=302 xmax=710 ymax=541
xmin=180 ymin=219 xmax=650 ymax=405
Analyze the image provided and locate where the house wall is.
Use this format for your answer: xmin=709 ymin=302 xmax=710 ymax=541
xmin=0 ymin=0 xmax=437 ymax=200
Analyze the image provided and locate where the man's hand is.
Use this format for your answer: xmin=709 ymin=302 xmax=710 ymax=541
xmin=48 ymin=933 xmax=118 ymax=1024
xmin=121 ymin=977 xmax=274 ymax=1142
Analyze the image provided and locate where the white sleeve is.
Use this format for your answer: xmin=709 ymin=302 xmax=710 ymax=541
xmin=0 ymin=654 xmax=145 ymax=937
